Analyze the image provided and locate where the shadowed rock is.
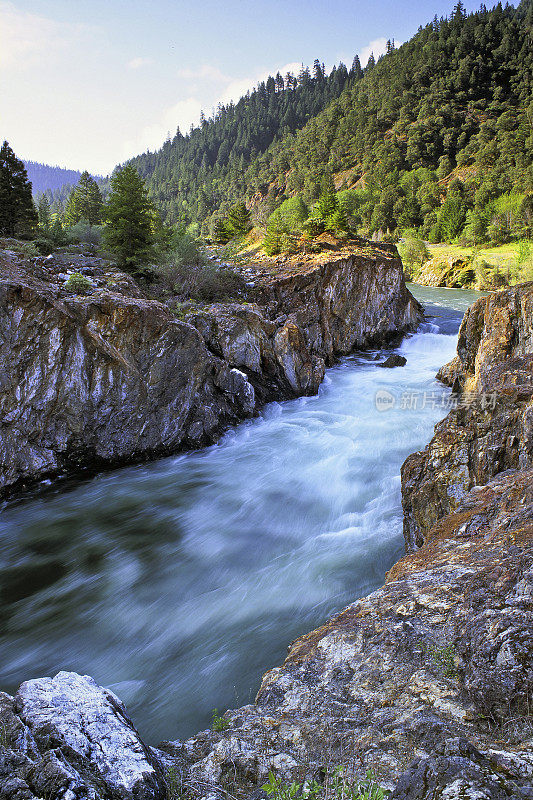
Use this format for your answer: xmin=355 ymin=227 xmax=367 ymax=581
xmin=379 ymin=354 xmax=407 ymax=368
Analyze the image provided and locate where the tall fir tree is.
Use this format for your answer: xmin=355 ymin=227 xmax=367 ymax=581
xmin=64 ymin=171 xmax=104 ymax=225
xmin=317 ymin=173 xmax=339 ymax=220
xmin=0 ymin=141 xmax=38 ymax=238
xmin=37 ymin=194 xmax=52 ymax=231
xmin=103 ymin=165 xmax=155 ymax=271
xmin=226 ymin=202 xmax=252 ymax=237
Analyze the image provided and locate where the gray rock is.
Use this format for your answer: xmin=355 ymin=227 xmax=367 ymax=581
xmin=0 ymin=672 xmax=166 ymax=800
xmin=379 ymin=354 xmax=407 ymax=368
xmin=0 ymin=244 xmax=421 ymax=499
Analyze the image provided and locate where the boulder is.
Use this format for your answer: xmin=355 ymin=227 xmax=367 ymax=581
xmin=379 ymin=354 xmax=407 ymax=368
xmin=0 ymin=672 xmax=166 ymax=800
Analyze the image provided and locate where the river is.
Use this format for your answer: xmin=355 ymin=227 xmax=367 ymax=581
xmin=0 ymin=285 xmax=482 ymax=743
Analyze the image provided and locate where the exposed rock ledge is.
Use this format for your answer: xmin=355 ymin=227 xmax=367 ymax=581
xmin=1 ymin=468 xmax=531 ymax=800
xmin=0 ymin=242 xmax=420 ymax=500
xmin=1 ymin=272 xmax=531 ymax=800
xmin=402 ymin=282 xmax=533 ymax=549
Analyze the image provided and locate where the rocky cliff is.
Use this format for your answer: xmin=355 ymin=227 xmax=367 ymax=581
xmin=0 ymin=242 xmax=420 ymax=499
xmin=1 ymin=466 xmax=531 ymax=800
xmin=402 ymin=282 xmax=533 ymax=549
xmin=1 ymin=269 xmax=531 ymax=800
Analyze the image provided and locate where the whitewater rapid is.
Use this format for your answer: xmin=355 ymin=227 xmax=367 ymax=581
xmin=0 ymin=285 xmax=481 ymax=741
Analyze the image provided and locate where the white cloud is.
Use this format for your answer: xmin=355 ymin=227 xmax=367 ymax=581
xmin=121 ymin=98 xmax=204 ymax=161
xmin=121 ymin=60 xmax=305 ymax=162
xmin=175 ymin=64 xmax=229 ymax=82
xmin=128 ymin=57 xmax=153 ymax=70
xmin=359 ymin=37 xmax=388 ymax=66
xmin=0 ymin=1 xmax=86 ymax=69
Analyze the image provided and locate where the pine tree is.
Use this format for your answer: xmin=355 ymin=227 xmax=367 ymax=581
xmin=0 ymin=141 xmax=38 ymax=238
xmin=213 ymin=218 xmax=232 ymax=244
xmin=226 ymin=202 xmax=252 ymax=237
xmin=103 ymin=165 xmax=155 ymax=271
xmin=37 ymin=194 xmax=52 ymax=231
xmin=263 ymin=211 xmax=284 ymax=255
xmin=317 ymin=174 xmax=339 ymax=220
xmin=64 ymin=171 xmax=104 ymax=225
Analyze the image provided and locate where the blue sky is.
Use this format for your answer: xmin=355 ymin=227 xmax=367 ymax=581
xmin=2 ymin=0 xmax=485 ymax=175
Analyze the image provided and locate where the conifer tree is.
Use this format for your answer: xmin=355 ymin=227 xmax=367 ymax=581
xmin=65 ymin=171 xmax=104 ymax=225
xmin=37 ymin=194 xmax=52 ymax=231
xmin=317 ymin=174 xmax=339 ymax=220
xmin=226 ymin=202 xmax=252 ymax=237
xmin=213 ymin=218 xmax=232 ymax=244
xmin=103 ymin=165 xmax=155 ymax=271
xmin=0 ymin=141 xmax=38 ymax=238
xmin=263 ymin=211 xmax=284 ymax=255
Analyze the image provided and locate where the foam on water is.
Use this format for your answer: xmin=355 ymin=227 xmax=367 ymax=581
xmin=0 ymin=286 xmax=483 ymax=742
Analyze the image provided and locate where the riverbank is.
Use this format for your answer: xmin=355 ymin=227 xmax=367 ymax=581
xmin=0 ymin=284 xmax=531 ymax=800
xmin=0 ymin=241 xmax=420 ymax=501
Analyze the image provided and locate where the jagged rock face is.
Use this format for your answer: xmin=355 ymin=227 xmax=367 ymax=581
xmin=1 ymin=474 xmax=530 ymax=800
xmin=0 ymin=671 xmax=166 ymax=800
xmin=0 ymin=274 xmax=256 ymax=499
xmin=402 ymin=283 xmax=533 ymax=549
xmin=0 ymin=245 xmax=420 ymax=498
xmin=190 ymin=247 xmax=419 ymax=402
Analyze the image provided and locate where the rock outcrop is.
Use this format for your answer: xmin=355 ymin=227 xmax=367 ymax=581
xmin=1 ymin=470 xmax=531 ymax=800
xmin=0 ymin=243 xmax=420 ymax=499
xmin=412 ymin=255 xmax=508 ymax=291
xmin=402 ymin=282 xmax=533 ymax=549
xmin=0 ymin=671 xmax=166 ymax=800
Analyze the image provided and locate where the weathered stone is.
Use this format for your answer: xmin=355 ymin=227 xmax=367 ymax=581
xmin=403 ymin=283 xmax=533 ymax=549
xmin=379 ymin=354 xmax=407 ymax=368
xmin=0 ymin=672 xmax=166 ymax=800
xmin=0 ymin=243 xmax=420 ymax=499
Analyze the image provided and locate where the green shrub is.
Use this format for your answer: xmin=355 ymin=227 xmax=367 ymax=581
xmin=165 ymin=765 xmax=181 ymax=800
xmin=64 ymin=272 xmax=92 ymax=293
xmin=211 ymin=708 xmax=230 ymax=732
xmin=66 ymin=221 xmax=104 ymax=247
xmin=262 ymin=767 xmax=388 ymax=800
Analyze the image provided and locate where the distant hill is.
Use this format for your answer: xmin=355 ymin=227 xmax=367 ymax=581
xmin=129 ymin=0 xmax=532 ymax=244
xmin=129 ymin=59 xmax=355 ymax=227
xmin=24 ymin=161 xmax=104 ymax=197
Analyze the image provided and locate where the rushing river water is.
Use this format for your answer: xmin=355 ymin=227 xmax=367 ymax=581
xmin=0 ymin=285 xmax=483 ymax=743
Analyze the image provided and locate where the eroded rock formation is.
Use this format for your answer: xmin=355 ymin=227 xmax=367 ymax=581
xmin=0 ymin=243 xmax=420 ymax=499
xmin=402 ymin=282 xmax=533 ymax=549
xmin=1 ymin=470 xmax=531 ymax=800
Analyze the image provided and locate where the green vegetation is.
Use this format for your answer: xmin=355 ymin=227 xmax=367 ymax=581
xmin=425 ymin=643 xmax=458 ymax=678
xmin=5 ymin=3 xmax=532 ymax=285
xmin=0 ymin=141 xmax=38 ymax=238
xmin=399 ymin=238 xmax=431 ymax=279
xmin=129 ymin=60 xmax=354 ymax=229
xmin=407 ymin=241 xmax=533 ymax=286
xmin=103 ymin=164 xmax=158 ymax=272
xmin=211 ymin=708 xmax=230 ymax=732
xmin=164 ymin=766 xmax=181 ymax=800
xmin=64 ymin=272 xmax=92 ymax=293
xmin=64 ymin=171 xmax=104 ymax=225
xmin=263 ymin=767 xmax=388 ymax=800
xmin=125 ymin=1 xmax=532 ymax=258
xmin=213 ymin=202 xmax=252 ymax=243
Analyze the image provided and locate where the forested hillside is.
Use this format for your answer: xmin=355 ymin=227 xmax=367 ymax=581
xmin=129 ymin=60 xmax=356 ymax=225
xmin=130 ymin=0 xmax=533 ymax=245
xmin=24 ymin=162 xmax=103 ymax=196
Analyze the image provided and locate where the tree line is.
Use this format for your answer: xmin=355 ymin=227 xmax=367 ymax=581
xmin=0 ymin=141 xmax=166 ymax=273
